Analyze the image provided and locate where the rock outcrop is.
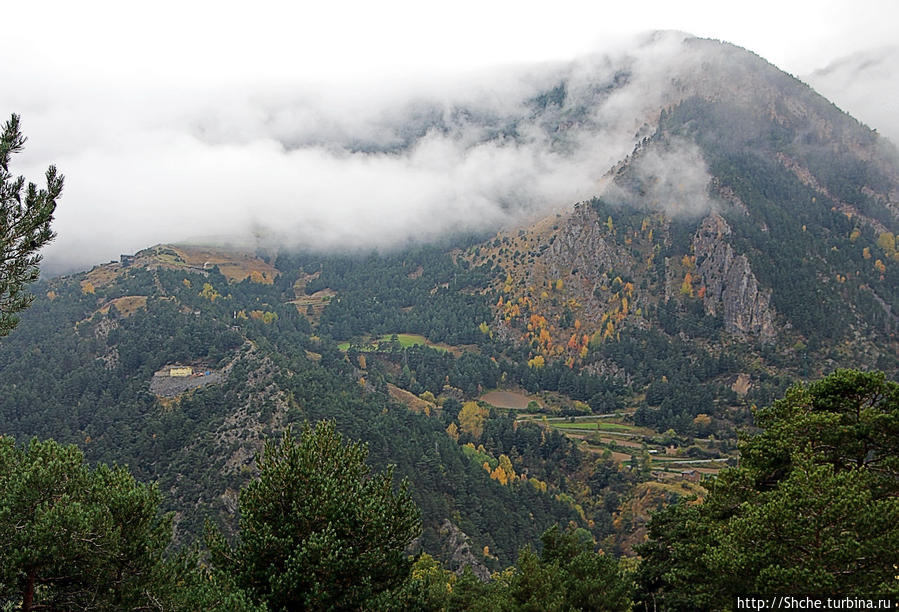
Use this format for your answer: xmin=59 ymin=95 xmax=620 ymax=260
xmin=692 ymin=214 xmax=776 ymax=340
xmin=546 ymin=203 xmax=629 ymax=281
xmin=437 ymin=519 xmax=491 ymax=580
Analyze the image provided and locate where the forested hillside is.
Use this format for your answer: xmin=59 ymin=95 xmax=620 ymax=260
xmin=474 ymin=38 xmax=899 ymax=440
xmin=1 ymin=250 xmax=624 ymax=569
xmin=2 ymin=34 xmax=899 ymax=610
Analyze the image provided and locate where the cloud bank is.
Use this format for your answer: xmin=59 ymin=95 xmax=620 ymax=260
xmin=804 ymin=47 xmax=899 ymax=144
xmin=7 ymin=28 xmax=893 ymax=276
xmin=604 ymin=137 xmax=716 ymax=218
xmin=4 ymin=32 xmax=705 ymax=274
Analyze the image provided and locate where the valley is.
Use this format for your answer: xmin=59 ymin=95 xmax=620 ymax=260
xmin=1 ymin=34 xmax=898 ymax=609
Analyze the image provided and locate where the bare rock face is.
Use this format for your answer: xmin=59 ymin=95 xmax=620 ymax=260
xmin=692 ymin=214 xmax=776 ymax=340
xmin=548 ymin=203 xmax=629 ymax=280
xmin=437 ymin=519 xmax=491 ymax=581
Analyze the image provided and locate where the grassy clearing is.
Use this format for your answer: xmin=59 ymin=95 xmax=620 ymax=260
xmin=552 ymin=422 xmax=598 ymax=430
xmin=171 ymin=245 xmax=279 ymax=283
xmin=393 ymin=333 xmax=429 ymax=347
xmin=387 ymin=383 xmax=436 ymax=415
xmin=83 ymin=265 xmax=122 ymax=289
xmin=291 ymin=289 xmax=335 ymax=322
xmin=551 ymin=421 xmax=638 ymax=433
xmin=98 ymin=296 xmax=148 ymax=317
xmin=337 ymin=333 xmax=449 ymax=353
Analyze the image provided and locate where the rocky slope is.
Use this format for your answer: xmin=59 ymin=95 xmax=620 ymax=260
xmin=472 ymin=37 xmax=899 ymax=384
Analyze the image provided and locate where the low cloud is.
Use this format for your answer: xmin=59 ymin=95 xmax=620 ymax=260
xmin=4 ymin=32 xmax=712 ymax=274
xmin=603 ymin=137 xmax=715 ymax=217
xmin=804 ymin=47 xmax=899 ymax=144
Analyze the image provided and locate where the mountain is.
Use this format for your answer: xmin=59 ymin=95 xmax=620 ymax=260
xmin=2 ymin=36 xmax=899 ymax=570
xmin=477 ymin=38 xmax=899 ymax=425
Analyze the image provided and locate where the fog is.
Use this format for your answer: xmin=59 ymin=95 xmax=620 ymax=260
xmin=6 ymin=32 xmax=707 ymax=274
xmin=3 ymin=23 xmax=896 ymax=275
xmin=604 ymin=138 xmax=716 ymax=218
xmin=804 ymin=46 xmax=899 ymax=144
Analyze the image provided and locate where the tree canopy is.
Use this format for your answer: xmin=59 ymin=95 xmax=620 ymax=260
xmin=636 ymin=369 xmax=899 ymax=608
xmin=1 ymin=438 xmax=171 ymax=610
xmin=0 ymin=114 xmax=62 ymax=337
xmin=206 ymin=420 xmax=421 ymax=610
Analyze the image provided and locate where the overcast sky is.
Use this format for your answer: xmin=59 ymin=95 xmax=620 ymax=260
xmin=3 ymin=0 xmax=897 ymax=273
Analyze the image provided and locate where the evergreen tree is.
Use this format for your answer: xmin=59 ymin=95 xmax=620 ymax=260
xmin=206 ymin=421 xmax=421 ymax=610
xmin=0 ymin=114 xmax=63 ymax=337
xmin=0 ymin=437 xmax=211 ymax=611
xmin=636 ymin=369 xmax=899 ymax=605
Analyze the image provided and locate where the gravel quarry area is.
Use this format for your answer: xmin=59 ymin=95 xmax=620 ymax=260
xmin=150 ymin=370 xmax=224 ymax=398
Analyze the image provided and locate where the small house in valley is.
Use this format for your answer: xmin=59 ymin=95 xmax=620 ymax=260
xmin=681 ymin=469 xmax=701 ymax=483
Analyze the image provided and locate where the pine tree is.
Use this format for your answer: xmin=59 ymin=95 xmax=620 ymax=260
xmin=0 ymin=437 xmax=197 ymax=611
xmin=636 ymin=369 xmax=899 ymax=605
xmin=206 ymin=421 xmax=421 ymax=610
xmin=0 ymin=114 xmax=62 ymax=337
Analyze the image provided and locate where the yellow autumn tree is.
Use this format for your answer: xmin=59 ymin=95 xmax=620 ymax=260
xmin=250 ymin=310 xmax=278 ymax=324
xmin=200 ymin=282 xmax=220 ymax=302
xmin=538 ymin=328 xmax=552 ymax=348
xmin=603 ymin=319 xmax=615 ymax=340
xmin=458 ymin=402 xmax=488 ymax=439
xmin=680 ymin=273 xmax=694 ymax=297
xmin=527 ymin=355 xmax=545 ymax=369
xmin=529 ymin=477 xmax=548 ymax=493
xmin=490 ymin=465 xmax=508 ymax=485
xmin=498 ymin=454 xmax=516 ymax=482
xmin=693 ymin=413 xmax=712 ymax=428
xmin=528 ymin=313 xmax=547 ymax=330
xmin=445 ymin=422 xmax=459 ymax=442
xmin=877 ymin=232 xmax=896 ymax=255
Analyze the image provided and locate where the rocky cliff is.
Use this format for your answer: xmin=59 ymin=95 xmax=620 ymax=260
xmin=692 ymin=214 xmax=776 ymax=339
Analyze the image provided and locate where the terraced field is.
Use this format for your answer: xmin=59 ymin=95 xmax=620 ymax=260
xmin=518 ymin=413 xmax=736 ymax=479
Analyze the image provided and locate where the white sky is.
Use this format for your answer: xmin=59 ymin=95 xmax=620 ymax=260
xmin=6 ymin=0 xmax=895 ymax=81
xmin=3 ymin=0 xmax=898 ymax=272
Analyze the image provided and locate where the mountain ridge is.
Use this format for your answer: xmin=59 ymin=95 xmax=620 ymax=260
xmin=3 ymin=35 xmax=898 ymax=573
